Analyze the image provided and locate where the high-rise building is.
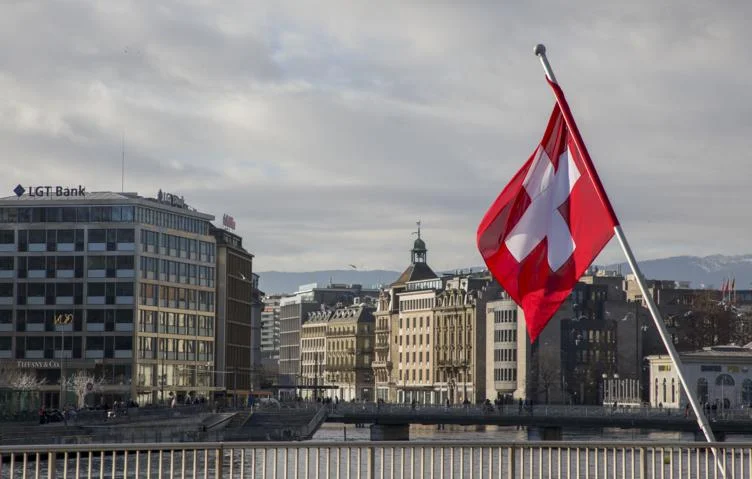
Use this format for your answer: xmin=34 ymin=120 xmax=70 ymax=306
xmin=0 ymin=188 xmax=217 ymax=407
xmin=212 ymin=226 xmax=255 ymax=406
xmin=260 ymin=295 xmax=281 ymax=361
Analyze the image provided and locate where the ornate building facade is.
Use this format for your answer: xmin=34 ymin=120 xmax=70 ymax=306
xmin=325 ymin=304 xmax=375 ymax=401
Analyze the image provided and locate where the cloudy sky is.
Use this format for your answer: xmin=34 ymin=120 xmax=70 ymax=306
xmin=1 ymin=1 xmax=749 ymax=272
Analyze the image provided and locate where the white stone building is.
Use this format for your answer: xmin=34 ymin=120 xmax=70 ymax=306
xmin=647 ymin=344 xmax=752 ymax=409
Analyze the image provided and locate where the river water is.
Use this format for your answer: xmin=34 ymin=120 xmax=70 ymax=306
xmin=313 ymin=422 xmax=752 ymax=442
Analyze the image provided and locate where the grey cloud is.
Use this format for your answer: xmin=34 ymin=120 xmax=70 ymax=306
xmin=1 ymin=1 xmax=751 ymax=272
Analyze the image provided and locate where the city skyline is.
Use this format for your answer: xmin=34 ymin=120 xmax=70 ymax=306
xmin=2 ymin=2 xmax=750 ymax=272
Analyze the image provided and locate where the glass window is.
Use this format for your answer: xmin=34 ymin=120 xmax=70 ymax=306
xmin=116 ymin=229 xmax=135 ymax=243
xmin=0 ymin=257 xmax=13 ymax=270
xmin=88 ymin=229 xmax=106 ymax=243
xmin=57 ymin=229 xmax=74 ymax=243
xmin=121 ymin=206 xmax=134 ymax=222
xmin=0 ymin=230 xmax=14 ymax=244
xmin=116 ymin=256 xmax=134 ymax=269
xmin=0 ymin=283 xmax=12 ymax=297
xmin=28 ymin=256 xmax=46 ymax=270
xmin=116 ymin=282 xmax=134 ymax=296
xmin=88 ymin=283 xmax=105 ymax=296
xmin=61 ymin=207 xmax=76 ymax=222
xmin=28 ymin=230 xmax=46 ymax=243
xmin=57 ymin=256 xmax=74 ymax=270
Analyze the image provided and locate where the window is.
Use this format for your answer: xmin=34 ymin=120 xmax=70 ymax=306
xmin=88 ymin=229 xmax=106 ymax=243
xmin=696 ymin=378 xmax=708 ymax=403
xmin=0 ymin=230 xmax=14 ymax=244
xmin=715 ymin=374 xmax=735 ymax=387
xmin=742 ymin=379 xmax=752 ymax=405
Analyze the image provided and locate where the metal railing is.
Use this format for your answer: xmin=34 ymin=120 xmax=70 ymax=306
xmin=0 ymin=440 xmax=749 ymax=478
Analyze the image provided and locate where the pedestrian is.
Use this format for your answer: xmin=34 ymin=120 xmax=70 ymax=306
xmin=684 ymin=404 xmax=690 ymax=418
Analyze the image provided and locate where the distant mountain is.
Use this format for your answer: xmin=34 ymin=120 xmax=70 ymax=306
xmin=258 ymin=255 xmax=752 ymax=296
xmin=256 ymin=269 xmax=401 ymax=295
xmin=605 ymin=254 xmax=752 ymax=289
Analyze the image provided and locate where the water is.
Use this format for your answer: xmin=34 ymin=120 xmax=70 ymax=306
xmin=313 ymin=422 xmax=752 ymax=442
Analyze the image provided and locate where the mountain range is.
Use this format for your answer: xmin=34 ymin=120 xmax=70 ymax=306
xmin=257 ymin=254 xmax=752 ymax=295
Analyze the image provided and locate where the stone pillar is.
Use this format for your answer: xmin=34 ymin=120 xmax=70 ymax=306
xmin=370 ymin=424 xmax=409 ymax=441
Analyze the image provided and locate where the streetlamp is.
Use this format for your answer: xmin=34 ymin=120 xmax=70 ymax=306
xmin=54 ymin=313 xmax=73 ymax=409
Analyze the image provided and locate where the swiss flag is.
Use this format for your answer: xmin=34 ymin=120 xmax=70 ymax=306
xmin=477 ymin=80 xmax=618 ymax=341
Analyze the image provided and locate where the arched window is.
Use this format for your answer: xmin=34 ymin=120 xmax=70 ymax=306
xmin=742 ymin=379 xmax=752 ymax=404
xmin=654 ymin=378 xmax=658 ymax=403
xmin=715 ymin=374 xmax=735 ymax=387
xmin=697 ymin=378 xmax=708 ymax=403
xmin=671 ymin=378 xmax=676 ymax=403
xmin=662 ymin=378 xmax=667 ymax=403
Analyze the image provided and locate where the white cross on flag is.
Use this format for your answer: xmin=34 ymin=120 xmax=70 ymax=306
xmin=477 ymin=80 xmax=618 ymax=341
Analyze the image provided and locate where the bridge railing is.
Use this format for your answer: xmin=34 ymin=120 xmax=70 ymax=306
xmin=0 ymin=440 xmax=746 ymax=478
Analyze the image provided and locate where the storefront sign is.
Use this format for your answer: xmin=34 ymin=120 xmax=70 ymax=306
xmin=157 ymin=189 xmax=186 ymax=209
xmin=222 ymin=214 xmax=236 ymax=230
xmin=16 ymin=360 xmax=61 ymax=369
xmin=13 ymin=184 xmax=86 ymax=197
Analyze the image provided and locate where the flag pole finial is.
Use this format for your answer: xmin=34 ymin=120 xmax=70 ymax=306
xmin=533 ymin=43 xmax=557 ymax=83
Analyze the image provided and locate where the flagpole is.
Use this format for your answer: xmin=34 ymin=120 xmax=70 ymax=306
xmin=534 ymin=43 xmax=726 ymax=476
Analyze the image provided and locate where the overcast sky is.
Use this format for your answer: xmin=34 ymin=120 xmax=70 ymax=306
xmin=2 ymin=1 xmax=749 ymax=272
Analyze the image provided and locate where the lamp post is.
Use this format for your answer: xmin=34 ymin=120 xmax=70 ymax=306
xmin=54 ymin=313 xmax=73 ymax=410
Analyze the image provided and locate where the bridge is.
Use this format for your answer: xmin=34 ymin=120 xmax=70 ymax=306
xmin=325 ymin=403 xmax=752 ymax=441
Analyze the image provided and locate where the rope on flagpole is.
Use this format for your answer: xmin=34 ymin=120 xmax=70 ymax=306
xmin=534 ymin=43 xmax=727 ymax=479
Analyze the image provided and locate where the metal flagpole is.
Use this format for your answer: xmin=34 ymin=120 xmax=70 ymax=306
xmin=533 ymin=43 xmax=726 ymax=477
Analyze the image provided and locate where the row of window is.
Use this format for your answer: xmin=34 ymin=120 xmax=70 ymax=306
xmin=0 ymin=228 xmax=136 ymax=251
xmin=395 ymin=334 xmax=430 ymax=346
xmin=135 ymin=206 xmax=210 ymax=235
xmin=493 ymin=309 xmax=517 ymax=324
xmin=493 ymin=368 xmax=518 ymax=382
xmin=140 ymin=230 xmax=215 ymax=263
xmin=139 ymin=284 xmax=215 ymax=312
xmin=399 ymin=316 xmax=431 ymax=329
xmin=0 ymin=255 xmax=135 ymax=274
xmin=0 ymin=282 xmax=134 ymax=300
xmin=399 ymin=298 xmax=435 ymax=312
xmin=494 ymin=348 xmax=517 ymax=362
xmin=139 ymin=257 xmax=215 ymax=287
xmin=399 ymin=369 xmax=430 ymax=381
xmin=398 ymin=351 xmax=430 ymax=363
xmin=138 ymin=310 xmax=215 ymax=337
xmin=494 ymin=330 xmax=518 ymax=343
xmin=0 ymin=206 xmax=135 ymax=224
xmin=0 ymin=205 xmax=212 ymax=237
xmin=137 ymin=337 xmax=214 ymax=361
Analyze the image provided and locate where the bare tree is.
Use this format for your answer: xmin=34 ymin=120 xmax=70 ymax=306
xmin=0 ymin=366 xmax=46 ymax=391
xmin=674 ymin=292 xmax=737 ymax=350
xmin=66 ymin=371 xmax=105 ymax=408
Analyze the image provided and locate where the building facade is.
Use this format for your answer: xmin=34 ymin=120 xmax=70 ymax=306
xmin=325 ymin=304 xmax=375 ymax=401
xmin=0 ymin=189 xmax=217 ymax=407
xmin=278 ymin=283 xmax=377 ymax=395
xmin=485 ymin=293 xmax=522 ymax=401
xmin=647 ymin=345 xmax=752 ymax=409
xmin=300 ymin=308 xmax=330 ymax=399
xmin=212 ymin=226 xmax=255 ymax=405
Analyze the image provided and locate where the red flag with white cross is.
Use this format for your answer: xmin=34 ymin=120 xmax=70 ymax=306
xmin=477 ymin=79 xmax=618 ymax=341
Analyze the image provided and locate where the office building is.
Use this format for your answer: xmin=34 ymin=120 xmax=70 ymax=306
xmin=212 ymin=225 xmax=256 ymax=405
xmin=0 ymin=188 xmax=217 ymax=407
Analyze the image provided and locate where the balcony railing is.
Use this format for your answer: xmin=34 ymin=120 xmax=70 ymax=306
xmin=0 ymin=440 xmax=741 ymax=478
